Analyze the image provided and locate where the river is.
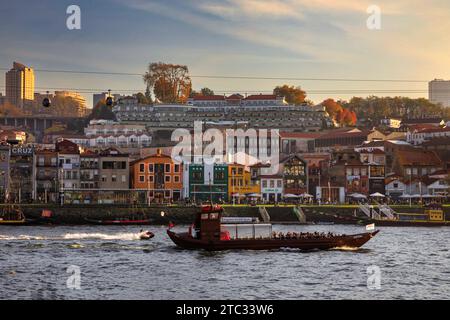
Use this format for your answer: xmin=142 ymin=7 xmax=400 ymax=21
xmin=0 ymin=224 xmax=449 ymax=300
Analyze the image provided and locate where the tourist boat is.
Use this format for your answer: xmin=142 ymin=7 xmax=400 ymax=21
xmin=167 ymin=205 xmax=379 ymax=251
xmin=0 ymin=206 xmax=29 ymax=226
xmin=362 ymin=204 xmax=450 ymax=227
xmin=84 ymin=217 xmax=153 ymax=225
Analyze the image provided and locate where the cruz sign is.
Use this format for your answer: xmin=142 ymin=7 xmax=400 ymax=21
xmin=11 ymin=147 xmax=34 ymax=156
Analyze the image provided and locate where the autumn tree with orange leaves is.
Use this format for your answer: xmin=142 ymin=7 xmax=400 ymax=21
xmin=143 ymin=62 xmax=192 ymax=104
xmin=322 ymin=99 xmax=357 ymax=126
xmin=273 ymin=85 xmax=306 ymax=105
xmin=0 ymin=102 xmax=24 ymax=117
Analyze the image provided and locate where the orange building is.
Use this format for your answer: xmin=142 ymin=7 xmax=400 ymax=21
xmin=130 ymin=149 xmax=182 ymax=203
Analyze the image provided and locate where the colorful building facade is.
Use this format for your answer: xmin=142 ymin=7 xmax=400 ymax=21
xmin=131 ymin=150 xmax=183 ymax=203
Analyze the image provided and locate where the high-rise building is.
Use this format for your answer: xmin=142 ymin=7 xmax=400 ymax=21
xmin=429 ymin=79 xmax=450 ymax=108
xmin=5 ymin=62 xmax=35 ymax=109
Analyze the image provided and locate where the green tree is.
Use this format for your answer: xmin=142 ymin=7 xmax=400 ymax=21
xmin=200 ymin=87 xmax=215 ymax=96
xmin=87 ymin=100 xmax=116 ymax=122
xmin=135 ymin=92 xmax=152 ymax=104
xmin=273 ymin=85 xmax=306 ymax=105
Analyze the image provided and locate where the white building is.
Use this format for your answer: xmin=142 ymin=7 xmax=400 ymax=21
xmin=89 ymin=133 xmax=152 ymax=148
xmin=406 ymin=126 xmax=450 ymax=145
xmin=429 ymin=79 xmax=450 ymax=107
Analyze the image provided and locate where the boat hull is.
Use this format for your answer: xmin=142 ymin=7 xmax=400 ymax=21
xmin=167 ymin=230 xmax=379 ymax=251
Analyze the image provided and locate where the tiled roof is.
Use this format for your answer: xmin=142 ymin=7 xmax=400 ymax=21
xmin=279 ymin=132 xmax=323 ymax=139
xmin=317 ymin=129 xmax=371 ymax=140
xmin=192 ymin=95 xmax=225 ymax=101
xmin=403 ymin=118 xmax=443 ymax=124
xmin=422 ymin=137 xmax=450 ymax=146
xmin=245 ymin=94 xmax=278 ymax=100
xmin=396 ymin=150 xmax=442 ymax=166
xmin=416 ymin=127 xmax=450 ymax=134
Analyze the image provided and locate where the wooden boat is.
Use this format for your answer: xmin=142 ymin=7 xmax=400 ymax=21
xmin=167 ymin=205 xmax=379 ymax=251
xmin=0 ymin=206 xmax=29 ymax=226
xmin=84 ymin=217 xmax=153 ymax=225
xmin=359 ymin=204 xmax=450 ymax=227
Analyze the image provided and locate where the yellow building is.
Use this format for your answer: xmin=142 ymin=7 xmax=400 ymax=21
xmin=5 ymin=62 xmax=34 ymax=109
xmin=228 ymin=163 xmax=260 ymax=200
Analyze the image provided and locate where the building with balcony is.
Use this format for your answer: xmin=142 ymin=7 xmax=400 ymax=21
xmin=56 ymin=140 xmax=80 ymax=193
xmin=98 ymin=148 xmax=130 ymax=190
xmin=185 ymin=162 xmax=228 ymax=203
xmin=130 ymin=149 xmax=183 ymax=203
xmin=34 ymin=149 xmax=58 ymax=202
xmin=8 ymin=145 xmax=35 ymax=202
xmin=80 ymin=150 xmax=99 ymax=190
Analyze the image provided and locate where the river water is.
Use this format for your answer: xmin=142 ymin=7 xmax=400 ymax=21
xmin=0 ymin=224 xmax=449 ymax=300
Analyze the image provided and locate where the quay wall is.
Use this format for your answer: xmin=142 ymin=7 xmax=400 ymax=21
xmin=2 ymin=204 xmax=448 ymax=225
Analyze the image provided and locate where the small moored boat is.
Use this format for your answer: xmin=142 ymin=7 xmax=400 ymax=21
xmin=167 ymin=204 xmax=379 ymax=251
xmin=0 ymin=206 xmax=30 ymax=226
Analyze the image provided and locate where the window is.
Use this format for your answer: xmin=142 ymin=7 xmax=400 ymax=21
xmin=270 ymin=180 xmax=275 ymax=188
xmin=165 ymin=164 xmax=171 ymax=173
xmin=164 ymin=190 xmax=171 ymax=198
xmin=174 ymin=164 xmax=180 ymax=173
xmin=277 ymin=180 xmax=282 ymax=188
xmin=262 ymin=180 xmax=268 ymax=188
xmin=174 ymin=176 xmax=180 ymax=183
xmin=165 ymin=175 xmax=171 ymax=183
xmin=102 ymin=175 xmax=107 ymax=182
xmin=122 ymin=175 xmax=126 ymax=183
xmin=112 ymin=175 xmax=117 ymax=182
xmin=148 ymin=163 xmax=154 ymax=173
xmin=139 ymin=175 xmax=145 ymax=182
xmin=38 ymin=157 xmax=45 ymax=166
xmin=139 ymin=163 xmax=145 ymax=173
xmin=214 ymin=172 xmax=225 ymax=180
xmin=148 ymin=175 xmax=154 ymax=183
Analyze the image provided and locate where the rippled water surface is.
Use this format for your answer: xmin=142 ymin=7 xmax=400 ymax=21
xmin=1 ymin=225 xmax=449 ymax=300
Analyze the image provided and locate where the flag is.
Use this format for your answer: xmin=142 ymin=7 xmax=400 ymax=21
xmin=366 ymin=223 xmax=375 ymax=231
xmin=41 ymin=209 xmax=52 ymax=218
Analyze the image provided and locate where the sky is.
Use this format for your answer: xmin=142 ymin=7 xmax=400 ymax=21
xmin=1 ymin=0 xmax=450 ymax=108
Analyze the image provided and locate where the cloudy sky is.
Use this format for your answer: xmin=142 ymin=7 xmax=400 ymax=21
xmin=1 ymin=0 xmax=449 ymax=107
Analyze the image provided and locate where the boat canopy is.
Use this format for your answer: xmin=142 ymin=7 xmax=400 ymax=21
xmin=221 ymin=224 xmax=272 ymax=240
